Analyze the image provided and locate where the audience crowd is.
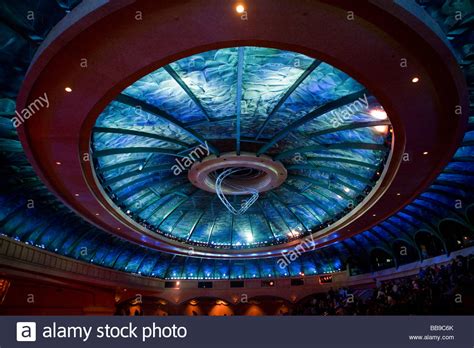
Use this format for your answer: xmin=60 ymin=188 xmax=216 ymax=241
xmin=293 ymin=254 xmax=474 ymax=315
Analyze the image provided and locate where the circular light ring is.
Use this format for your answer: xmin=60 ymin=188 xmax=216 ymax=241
xmin=189 ymin=152 xmax=287 ymax=195
xmin=16 ymin=0 xmax=469 ymax=259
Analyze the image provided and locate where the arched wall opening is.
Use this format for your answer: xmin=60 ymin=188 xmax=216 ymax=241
xmin=415 ymin=230 xmax=445 ymax=258
xmin=370 ymin=248 xmax=395 ymax=271
xmin=438 ymin=219 xmax=474 ymax=252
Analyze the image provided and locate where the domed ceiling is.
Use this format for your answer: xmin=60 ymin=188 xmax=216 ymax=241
xmin=0 ymin=0 xmax=473 ymax=280
xmin=91 ymin=46 xmax=392 ymax=250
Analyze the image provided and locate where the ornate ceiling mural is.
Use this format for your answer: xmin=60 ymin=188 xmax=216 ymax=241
xmin=91 ymin=46 xmax=392 ymax=250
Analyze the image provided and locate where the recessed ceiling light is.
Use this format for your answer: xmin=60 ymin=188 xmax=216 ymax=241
xmin=396 ymin=193 xmax=401 ymax=196
xmin=369 ymin=109 xmax=387 ymax=120
xmin=236 ymin=4 xmax=245 ymax=13
xmin=373 ymin=125 xmax=389 ymax=134
xmin=343 ymin=187 xmax=350 ymax=193
xmin=372 ymin=214 xmax=376 ymax=217
xmin=65 ymin=87 xmax=72 ymax=92
xmin=423 ymin=151 xmax=428 ymax=155
xmin=74 ymin=193 xmax=79 ymax=197
xmin=55 ymin=161 xmax=61 ymax=165
xmin=411 ymin=77 xmax=419 ymax=83
xmin=95 ymin=213 xmax=100 ymax=216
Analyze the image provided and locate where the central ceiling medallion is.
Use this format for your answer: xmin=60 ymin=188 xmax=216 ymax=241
xmin=189 ymin=152 xmax=287 ymax=195
xmin=189 ymin=152 xmax=287 ymax=214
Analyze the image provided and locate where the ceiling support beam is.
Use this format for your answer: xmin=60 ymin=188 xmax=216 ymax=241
xmin=289 ymin=174 xmax=352 ymax=201
xmin=275 ymin=142 xmax=387 ymax=161
xmin=163 ymin=65 xmax=211 ymax=121
xmin=257 ymin=89 xmax=368 ymax=155
xmin=148 ymin=188 xmax=197 ymax=224
xmin=93 ymin=147 xmax=182 ymax=158
xmin=104 ymin=163 xmax=174 ymax=186
xmin=287 ymin=164 xmax=373 ymax=185
xmin=255 ymin=201 xmax=279 ymax=242
xmin=306 ymin=155 xmax=379 ymax=170
xmin=255 ymin=60 xmax=321 ymax=139
xmin=235 ymin=47 xmax=245 ymax=155
xmin=282 ymin=182 xmax=332 ymax=217
xmin=93 ymin=127 xmax=190 ymax=148
xmin=308 ymin=120 xmax=391 ymax=137
xmin=134 ymin=183 xmax=193 ymax=215
xmin=115 ymin=93 xmax=219 ymax=155
xmin=268 ymin=191 xmax=308 ymax=233
xmin=114 ymin=172 xmax=185 ymax=198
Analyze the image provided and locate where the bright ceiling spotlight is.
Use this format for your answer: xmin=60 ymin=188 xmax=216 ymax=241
xmin=369 ymin=108 xmax=388 ymax=120
xmin=235 ymin=4 xmax=245 ymax=13
xmin=65 ymin=87 xmax=72 ymax=92
xmin=411 ymin=77 xmax=420 ymax=83
xmin=343 ymin=187 xmax=350 ymax=193
xmin=373 ymin=125 xmax=389 ymax=134
xmin=423 ymin=151 xmax=429 ymax=155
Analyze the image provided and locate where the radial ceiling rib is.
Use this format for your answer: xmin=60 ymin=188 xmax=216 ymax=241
xmin=275 ymin=142 xmax=387 ymax=160
xmin=287 ymin=164 xmax=373 ymax=185
xmin=305 ymin=156 xmax=379 ymax=170
xmin=206 ymin=214 xmax=218 ymax=246
xmin=255 ymin=201 xmax=279 ymax=241
xmin=186 ymin=195 xmax=217 ymax=241
xmin=163 ymin=65 xmax=211 ymax=122
xmin=134 ymin=184 xmax=193 ymax=215
xmin=255 ymin=60 xmax=322 ymax=140
xmin=144 ymin=187 xmax=194 ymax=221
xmin=167 ymin=211 xmax=186 ymax=236
xmin=185 ymin=209 xmax=207 ymax=241
xmin=115 ymin=93 xmax=219 ymax=155
xmin=282 ymin=183 xmax=332 ymax=217
xmin=268 ymin=191 xmax=309 ymax=232
xmin=236 ymin=47 xmax=245 ymax=155
xmin=104 ymin=164 xmax=174 ymax=186
xmin=308 ymin=120 xmax=391 ymax=137
xmin=100 ymin=158 xmax=145 ymax=172
xmin=93 ymin=127 xmax=191 ymax=148
xmin=163 ymin=255 xmax=177 ymax=278
xmin=263 ymin=198 xmax=294 ymax=236
xmin=186 ymin=115 xmax=237 ymax=126
xmin=115 ymin=174 xmax=186 ymax=199
xmin=156 ymin=189 xmax=199 ymax=228
xmin=93 ymin=147 xmax=182 ymax=158
xmin=289 ymin=174 xmax=352 ymax=201
xmin=257 ymin=89 xmax=368 ymax=155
